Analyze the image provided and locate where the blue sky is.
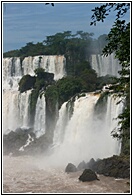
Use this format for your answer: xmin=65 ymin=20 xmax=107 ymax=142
xmin=3 ymin=2 xmax=130 ymax=52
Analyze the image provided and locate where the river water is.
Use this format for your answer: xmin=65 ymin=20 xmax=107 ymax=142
xmin=3 ymin=155 xmax=130 ymax=194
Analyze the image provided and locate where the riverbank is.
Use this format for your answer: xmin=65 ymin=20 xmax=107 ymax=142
xmin=3 ymin=155 xmax=130 ymax=194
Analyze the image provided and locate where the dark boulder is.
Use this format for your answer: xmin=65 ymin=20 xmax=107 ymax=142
xmin=77 ymin=161 xmax=87 ymax=170
xmin=65 ymin=163 xmax=77 ymax=173
xmin=79 ymin=169 xmax=99 ymax=182
xmin=86 ymin=158 xmax=95 ymax=169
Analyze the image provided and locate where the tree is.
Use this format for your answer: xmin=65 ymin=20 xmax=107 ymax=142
xmin=90 ymin=3 xmax=130 ymax=25
xmin=91 ymin=3 xmax=130 ymax=154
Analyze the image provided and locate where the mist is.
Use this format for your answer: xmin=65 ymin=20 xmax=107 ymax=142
xmin=23 ymin=92 xmax=123 ymax=170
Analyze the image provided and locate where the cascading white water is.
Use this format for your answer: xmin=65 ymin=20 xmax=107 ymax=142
xmin=34 ymin=95 xmax=46 ymax=138
xmin=3 ymin=90 xmax=31 ymax=134
xmin=3 ymin=57 xmax=22 ymax=79
xmin=3 ymin=90 xmax=20 ymax=133
xmin=22 ymin=55 xmax=66 ymax=80
xmin=91 ymin=53 xmax=121 ymax=77
xmin=40 ymin=56 xmax=66 ymax=80
xmin=49 ymin=93 xmax=123 ymax=166
xmin=18 ymin=90 xmax=31 ymax=129
xmin=3 ymin=57 xmax=22 ymax=90
xmin=3 ymin=55 xmax=66 ymax=89
xmin=3 ymin=55 xmax=66 ymax=134
xmin=103 ymin=95 xmax=123 ymax=154
xmin=53 ymin=102 xmax=69 ymax=147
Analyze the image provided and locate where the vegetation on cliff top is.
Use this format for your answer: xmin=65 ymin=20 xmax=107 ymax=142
xmin=3 ymin=31 xmax=107 ymax=76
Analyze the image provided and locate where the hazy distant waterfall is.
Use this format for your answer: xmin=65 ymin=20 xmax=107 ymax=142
xmin=91 ymin=53 xmax=121 ymax=77
xmin=50 ymin=93 xmax=123 ymax=166
xmin=34 ymin=95 xmax=46 ymax=138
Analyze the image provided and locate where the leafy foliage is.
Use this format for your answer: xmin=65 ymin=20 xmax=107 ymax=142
xmin=45 ymin=65 xmax=112 ymax=109
xmin=91 ymin=3 xmax=130 ymax=154
xmin=90 ymin=3 xmax=130 ymax=25
xmin=3 ymin=49 xmax=20 ymax=57
xmin=56 ymin=76 xmax=82 ymax=105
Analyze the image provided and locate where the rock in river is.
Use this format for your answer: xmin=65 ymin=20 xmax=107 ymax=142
xmin=79 ymin=169 xmax=99 ymax=182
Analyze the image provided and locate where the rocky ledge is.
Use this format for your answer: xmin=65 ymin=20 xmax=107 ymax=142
xmin=3 ymin=128 xmax=52 ymax=156
xmin=91 ymin=155 xmax=130 ymax=179
xmin=65 ymin=155 xmax=130 ymax=179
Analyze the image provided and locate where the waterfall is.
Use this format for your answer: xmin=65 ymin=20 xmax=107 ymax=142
xmin=34 ymin=95 xmax=46 ymax=138
xmin=18 ymin=90 xmax=31 ymax=129
xmin=3 ymin=90 xmax=31 ymax=134
xmin=53 ymin=102 xmax=69 ymax=147
xmin=91 ymin=53 xmax=121 ymax=77
xmin=3 ymin=57 xmax=22 ymax=90
xmin=3 ymin=57 xmax=22 ymax=79
xmin=40 ymin=56 xmax=66 ymax=80
xmin=3 ymin=90 xmax=20 ymax=133
xmin=50 ymin=93 xmax=123 ymax=166
xmin=3 ymin=54 xmax=123 ymax=163
xmin=103 ymin=95 xmax=123 ymax=154
xmin=3 ymin=55 xmax=66 ymax=89
xmin=3 ymin=55 xmax=66 ymax=135
xmin=22 ymin=55 xmax=66 ymax=80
